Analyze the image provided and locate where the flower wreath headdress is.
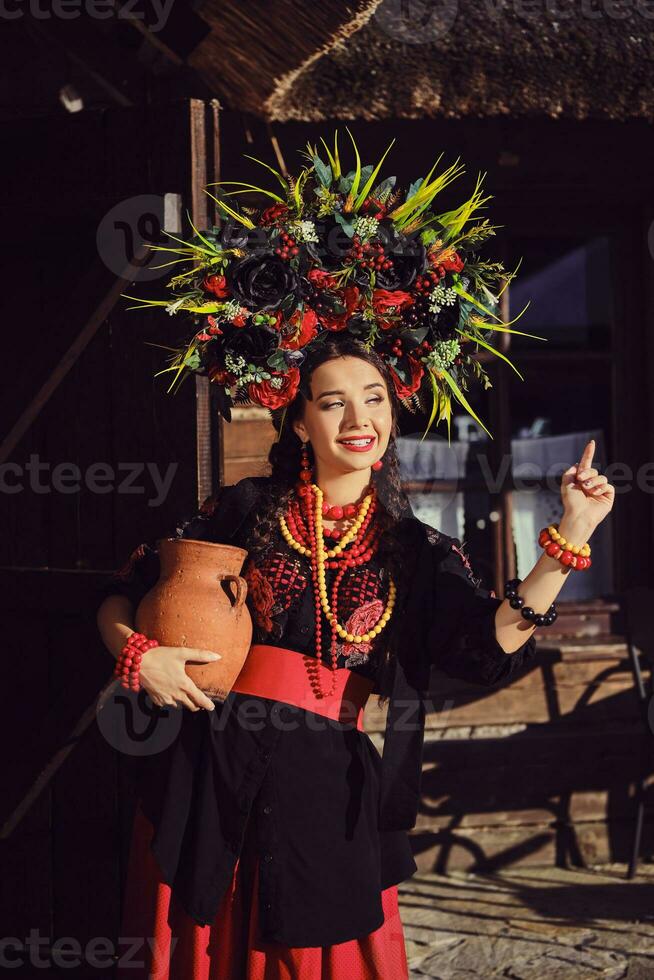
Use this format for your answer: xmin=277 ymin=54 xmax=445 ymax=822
xmin=122 ymin=130 xmax=542 ymax=443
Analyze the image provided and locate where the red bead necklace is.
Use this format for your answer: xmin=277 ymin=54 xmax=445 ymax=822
xmin=280 ymin=482 xmax=394 ymax=699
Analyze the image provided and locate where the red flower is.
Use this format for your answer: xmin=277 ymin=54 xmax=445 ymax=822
xmin=372 ymin=289 xmax=414 ymax=315
xmin=248 ymin=366 xmax=301 ymax=410
xmin=318 ymin=286 xmax=361 ymax=332
xmin=231 ymin=313 xmax=247 ymax=327
xmin=341 ymin=599 xmax=385 ymax=655
xmin=208 ymin=365 xmax=236 ymax=386
xmin=389 ymin=357 xmax=424 ymax=398
xmin=428 ymin=247 xmax=464 ymax=275
xmin=371 ymin=289 xmax=414 ymax=330
xmin=203 ymin=274 xmax=229 ymax=298
xmin=279 ymin=308 xmax=318 ymax=350
xmin=244 ymin=560 xmax=275 ymax=632
xmin=307 ymin=268 xmax=340 ymax=290
xmin=261 ymin=203 xmax=290 ymax=225
xmin=441 ymin=253 xmax=464 ymax=273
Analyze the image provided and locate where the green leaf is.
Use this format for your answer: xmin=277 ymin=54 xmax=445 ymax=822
xmin=267 ymin=351 xmax=288 ymax=371
xmin=334 ymin=211 xmax=355 ymax=237
xmin=240 ymin=154 xmax=289 ymax=191
xmin=353 ymin=139 xmax=396 ymax=212
xmin=370 ymin=175 xmax=396 ymax=200
xmin=345 ymin=127 xmax=362 ymax=204
xmin=441 ymin=367 xmax=493 ymax=440
xmin=420 ymin=227 xmax=439 ymax=245
xmin=407 ymin=178 xmax=423 ymax=200
xmin=320 ymin=132 xmax=341 ymax=180
xmin=203 ymin=190 xmax=255 ymax=229
xmin=211 ymin=181 xmax=284 ymax=203
xmin=456 ymin=329 xmax=525 ymax=379
xmin=420 ymin=369 xmax=450 ymax=445
xmin=313 ymin=156 xmax=332 ymax=187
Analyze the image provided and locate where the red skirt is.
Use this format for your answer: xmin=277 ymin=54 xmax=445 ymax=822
xmin=117 ymin=800 xmax=410 ymax=980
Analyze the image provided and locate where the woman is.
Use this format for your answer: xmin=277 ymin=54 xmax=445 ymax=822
xmin=98 ymin=335 xmax=613 ymax=980
xmin=97 ymin=135 xmax=615 ymax=977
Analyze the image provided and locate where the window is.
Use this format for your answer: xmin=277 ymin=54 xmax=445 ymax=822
xmin=398 ymin=233 xmax=615 ymax=602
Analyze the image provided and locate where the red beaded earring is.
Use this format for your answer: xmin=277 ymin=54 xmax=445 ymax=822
xmin=372 ymin=458 xmax=383 ymax=471
xmin=298 ymin=441 xmax=313 ymax=492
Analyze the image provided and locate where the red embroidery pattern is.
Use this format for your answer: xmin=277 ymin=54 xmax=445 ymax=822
xmin=450 ymin=540 xmax=483 ymax=589
xmin=336 ymin=567 xmax=385 ymax=625
xmin=341 ymin=599 xmax=385 ymax=657
xmin=243 ymin=552 xmax=308 ymax=634
xmin=243 ymin=561 xmax=275 ymax=632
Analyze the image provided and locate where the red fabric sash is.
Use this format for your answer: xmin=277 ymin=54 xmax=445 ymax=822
xmin=230 ymin=643 xmax=374 ymax=731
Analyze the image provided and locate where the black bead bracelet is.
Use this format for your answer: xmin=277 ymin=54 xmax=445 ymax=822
xmin=504 ymin=578 xmax=558 ymax=628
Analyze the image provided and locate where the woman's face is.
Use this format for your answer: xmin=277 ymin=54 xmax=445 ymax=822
xmin=292 ymin=356 xmax=393 ymax=478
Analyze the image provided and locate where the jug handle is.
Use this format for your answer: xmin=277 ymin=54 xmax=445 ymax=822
xmin=221 ymin=574 xmax=247 ymax=608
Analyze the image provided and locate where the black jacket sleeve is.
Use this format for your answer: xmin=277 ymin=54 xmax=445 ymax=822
xmin=96 ymin=488 xmax=227 ymax=611
xmin=425 ymin=530 xmax=538 ymax=687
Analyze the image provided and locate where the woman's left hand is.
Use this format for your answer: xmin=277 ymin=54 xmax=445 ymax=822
xmin=561 ymin=438 xmax=615 ymax=532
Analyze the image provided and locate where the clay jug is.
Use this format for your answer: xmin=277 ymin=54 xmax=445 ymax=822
xmin=135 ymin=537 xmax=252 ymax=700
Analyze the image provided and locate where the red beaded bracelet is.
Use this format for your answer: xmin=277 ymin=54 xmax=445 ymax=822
xmin=538 ymin=524 xmax=592 ymax=571
xmin=113 ymin=631 xmax=159 ymax=691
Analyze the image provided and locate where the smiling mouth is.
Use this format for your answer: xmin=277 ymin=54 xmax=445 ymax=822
xmin=338 ymin=436 xmax=377 ymax=448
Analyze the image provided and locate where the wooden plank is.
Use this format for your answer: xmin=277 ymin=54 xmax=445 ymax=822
xmin=222 ymin=418 xmax=278 ymax=458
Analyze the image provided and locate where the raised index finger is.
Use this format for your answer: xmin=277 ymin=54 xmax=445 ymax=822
xmin=577 ymin=438 xmax=595 ymax=470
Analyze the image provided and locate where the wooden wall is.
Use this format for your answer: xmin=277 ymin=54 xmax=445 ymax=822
xmin=0 ymin=98 xmax=221 ymax=958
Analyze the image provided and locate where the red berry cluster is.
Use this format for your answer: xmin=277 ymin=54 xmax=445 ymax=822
xmin=414 ymin=270 xmax=442 ymax=293
xmin=275 ymin=231 xmax=300 ymax=259
xmin=390 ymin=337 xmax=431 ymax=359
xmin=348 ymin=235 xmax=393 ymax=271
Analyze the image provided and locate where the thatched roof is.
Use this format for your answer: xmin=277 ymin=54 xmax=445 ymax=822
xmin=193 ymin=0 xmax=654 ymax=122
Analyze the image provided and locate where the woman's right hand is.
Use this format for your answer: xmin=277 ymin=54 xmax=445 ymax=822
xmin=137 ymin=646 xmax=222 ymax=712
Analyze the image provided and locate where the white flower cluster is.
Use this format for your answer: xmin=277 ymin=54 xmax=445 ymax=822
xmin=222 ymin=299 xmax=244 ymax=320
xmin=352 ymin=216 xmax=379 ymax=241
xmin=428 ymin=284 xmax=458 ymax=315
xmin=423 ymin=339 xmax=461 ymax=373
xmin=224 ymin=352 xmax=272 ymax=388
xmin=224 ymin=352 xmax=247 ymax=376
xmin=288 ymin=220 xmax=319 ymax=244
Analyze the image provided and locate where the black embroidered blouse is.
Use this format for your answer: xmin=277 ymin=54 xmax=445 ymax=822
xmin=96 ymin=475 xmax=538 ymax=946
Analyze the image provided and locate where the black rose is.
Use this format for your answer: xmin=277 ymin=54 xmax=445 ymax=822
xmin=227 ymin=253 xmax=299 ymax=311
xmin=226 ymin=325 xmax=278 ymax=363
xmin=376 ymin=232 xmax=428 ymax=291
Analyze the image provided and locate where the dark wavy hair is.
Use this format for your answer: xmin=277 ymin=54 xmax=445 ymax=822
xmin=242 ymin=333 xmax=417 ymax=705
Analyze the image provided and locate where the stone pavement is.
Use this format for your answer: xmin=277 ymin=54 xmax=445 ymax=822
xmin=399 ymin=863 xmax=654 ymax=979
